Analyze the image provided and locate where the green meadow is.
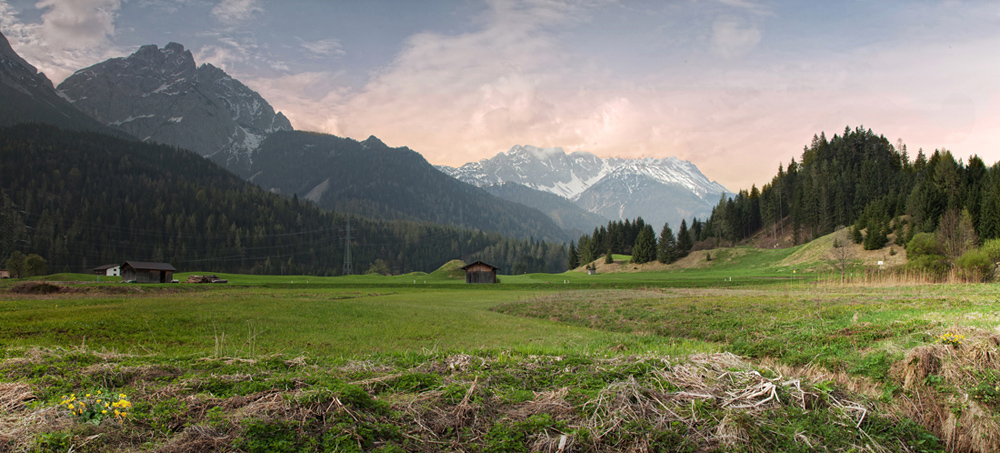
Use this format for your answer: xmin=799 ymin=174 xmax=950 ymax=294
xmin=1 ymin=245 xmax=997 ymax=452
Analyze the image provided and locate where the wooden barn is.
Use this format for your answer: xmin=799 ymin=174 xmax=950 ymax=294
xmin=121 ymin=261 xmax=176 ymax=283
xmin=461 ymin=261 xmax=500 ymax=284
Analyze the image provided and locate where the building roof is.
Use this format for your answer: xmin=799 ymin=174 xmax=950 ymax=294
xmin=460 ymin=260 xmax=500 ymax=271
xmin=92 ymin=264 xmax=120 ymax=271
xmin=122 ymin=261 xmax=177 ymax=271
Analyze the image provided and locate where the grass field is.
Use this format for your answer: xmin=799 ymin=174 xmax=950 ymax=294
xmin=1 ymin=245 xmax=997 ymax=452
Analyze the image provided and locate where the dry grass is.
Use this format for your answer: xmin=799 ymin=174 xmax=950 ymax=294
xmin=0 ymin=346 xmax=952 ymax=452
xmin=890 ymin=339 xmax=1000 ymax=453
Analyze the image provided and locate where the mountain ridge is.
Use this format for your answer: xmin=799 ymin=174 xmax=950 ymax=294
xmin=438 ymin=145 xmax=730 ymax=229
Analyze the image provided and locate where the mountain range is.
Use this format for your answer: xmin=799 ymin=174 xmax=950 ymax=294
xmin=438 ymin=145 xmax=731 ymax=232
xmin=3 ymin=31 xmax=731 ymax=244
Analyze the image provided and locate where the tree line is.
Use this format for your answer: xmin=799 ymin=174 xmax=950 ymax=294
xmin=568 ymin=217 xmax=695 ymax=268
xmin=0 ymin=124 xmax=565 ymax=276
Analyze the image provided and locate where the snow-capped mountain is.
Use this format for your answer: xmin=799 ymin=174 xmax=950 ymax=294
xmin=56 ymin=42 xmax=292 ymax=174
xmin=438 ymin=145 xmax=731 ymax=230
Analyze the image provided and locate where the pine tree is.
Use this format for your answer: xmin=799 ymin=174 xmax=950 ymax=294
xmin=657 ymin=222 xmax=677 ymax=264
xmin=632 ymin=225 xmax=657 ymax=264
xmin=605 ymin=247 xmax=614 ymax=264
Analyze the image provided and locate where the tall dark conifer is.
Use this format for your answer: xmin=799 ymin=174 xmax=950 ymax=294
xmin=567 ymin=241 xmax=579 ymax=269
xmin=657 ymin=223 xmax=677 ymax=264
xmin=677 ymin=219 xmax=692 ymax=257
xmin=632 ymin=224 xmax=656 ymax=264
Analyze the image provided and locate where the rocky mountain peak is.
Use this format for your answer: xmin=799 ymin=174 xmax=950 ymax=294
xmin=57 ymin=42 xmax=292 ymax=175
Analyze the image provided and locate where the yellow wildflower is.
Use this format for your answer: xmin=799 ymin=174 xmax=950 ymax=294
xmin=102 ymin=410 xmax=108 ymax=414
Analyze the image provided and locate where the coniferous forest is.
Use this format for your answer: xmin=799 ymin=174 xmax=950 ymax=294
xmin=571 ymin=126 xmax=1000 ymax=279
xmin=0 ymin=124 xmax=566 ymax=275
xmin=698 ymin=126 xmax=1000 ymax=248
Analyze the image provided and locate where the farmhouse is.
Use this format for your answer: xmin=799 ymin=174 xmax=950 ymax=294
xmin=121 ymin=261 xmax=176 ymax=283
xmin=92 ymin=264 xmax=121 ymax=277
xmin=460 ymin=261 xmax=500 ymax=284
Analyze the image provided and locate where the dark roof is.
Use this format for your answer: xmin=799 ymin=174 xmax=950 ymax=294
xmin=122 ymin=261 xmax=177 ymax=271
xmin=92 ymin=264 xmax=120 ymax=271
xmin=460 ymin=260 xmax=500 ymax=271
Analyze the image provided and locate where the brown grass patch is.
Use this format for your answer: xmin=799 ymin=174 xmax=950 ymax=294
xmin=891 ymin=339 xmax=1000 ymax=453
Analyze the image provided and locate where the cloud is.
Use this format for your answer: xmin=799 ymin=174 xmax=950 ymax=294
xmin=0 ymin=0 xmax=122 ymax=83
xmin=299 ymin=38 xmax=345 ymax=58
xmin=35 ymin=0 xmax=120 ymax=48
xmin=710 ymin=17 xmax=761 ymax=59
xmin=211 ymin=0 xmax=261 ymax=26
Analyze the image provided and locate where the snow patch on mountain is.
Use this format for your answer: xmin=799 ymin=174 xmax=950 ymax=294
xmin=439 ymin=145 xmax=728 ymax=202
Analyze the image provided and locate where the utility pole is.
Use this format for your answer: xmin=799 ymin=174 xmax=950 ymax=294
xmin=342 ymin=218 xmax=353 ymax=275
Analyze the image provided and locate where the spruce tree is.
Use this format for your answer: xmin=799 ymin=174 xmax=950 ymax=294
xmin=605 ymin=248 xmax=614 ymax=264
xmin=567 ymin=241 xmax=579 ymax=269
xmin=677 ymin=219 xmax=692 ymax=257
xmin=632 ymin=225 xmax=657 ymax=264
xmin=657 ymin=223 xmax=677 ymax=264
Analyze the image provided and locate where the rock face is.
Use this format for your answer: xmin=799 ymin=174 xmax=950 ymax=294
xmin=57 ymin=42 xmax=292 ymax=173
xmin=438 ymin=145 xmax=731 ymax=230
xmin=0 ymin=31 xmax=111 ymax=132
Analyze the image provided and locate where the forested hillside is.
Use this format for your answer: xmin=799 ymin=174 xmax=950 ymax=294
xmin=246 ymin=131 xmax=571 ymax=243
xmin=0 ymin=124 xmax=565 ymax=275
xmin=698 ymin=126 xmax=1000 ymax=247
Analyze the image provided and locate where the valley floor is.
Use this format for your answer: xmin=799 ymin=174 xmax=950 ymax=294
xmin=1 ymin=272 xmax=997 ymax=452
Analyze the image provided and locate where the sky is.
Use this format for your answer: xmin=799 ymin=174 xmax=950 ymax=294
xmin=1 ymin=0 xmax=999 ymax=192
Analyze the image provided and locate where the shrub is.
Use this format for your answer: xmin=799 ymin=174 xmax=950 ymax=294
xmin=956 ymin=249 xmax=994 ymax=282
xmin=907 ymin=255 xmax=950 ymax=278
xmin=906 ymin=233 xmax=950 ymax=277
xmin=907 ymin=233 xmax=945 ymax=259
xmin=982 ymin=238 xmax=1000 ymax=263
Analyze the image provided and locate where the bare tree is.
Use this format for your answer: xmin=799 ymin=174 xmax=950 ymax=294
xmin=937 ymin=209 xmax=979 ymax=260
xmin=830 ymin=230 xmax=855 ymax=282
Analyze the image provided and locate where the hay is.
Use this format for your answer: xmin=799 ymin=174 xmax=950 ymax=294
xmin=0 ymin=382 xmax=33 ymax=412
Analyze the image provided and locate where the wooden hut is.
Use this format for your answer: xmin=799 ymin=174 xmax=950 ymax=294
xmin=460 ymin=261 xmax=500 ymax=284
xmin=121 ymin=261 xmax=176 ymax=283
xmin=0 ymin=270 xmax=9 ymax=279
xmin=92 ymin=264 xmax=121 ymax=276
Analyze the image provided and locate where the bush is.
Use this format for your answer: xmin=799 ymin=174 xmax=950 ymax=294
xmin=906 ymin=233 xmax=945 ymax=260
xmin=982 ymin=238 xmax=1000 ymax=263
xmin=908 ymin=255 xmax=950 ymax=278
xmin=956 ymin=249 xmax=994 ymax=282
xmin=906 ymin=233 xmax=950 ymax=277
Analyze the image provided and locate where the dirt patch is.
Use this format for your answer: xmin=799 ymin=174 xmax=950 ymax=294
xmin=9 ymin=282 xmax=69 ymax=295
